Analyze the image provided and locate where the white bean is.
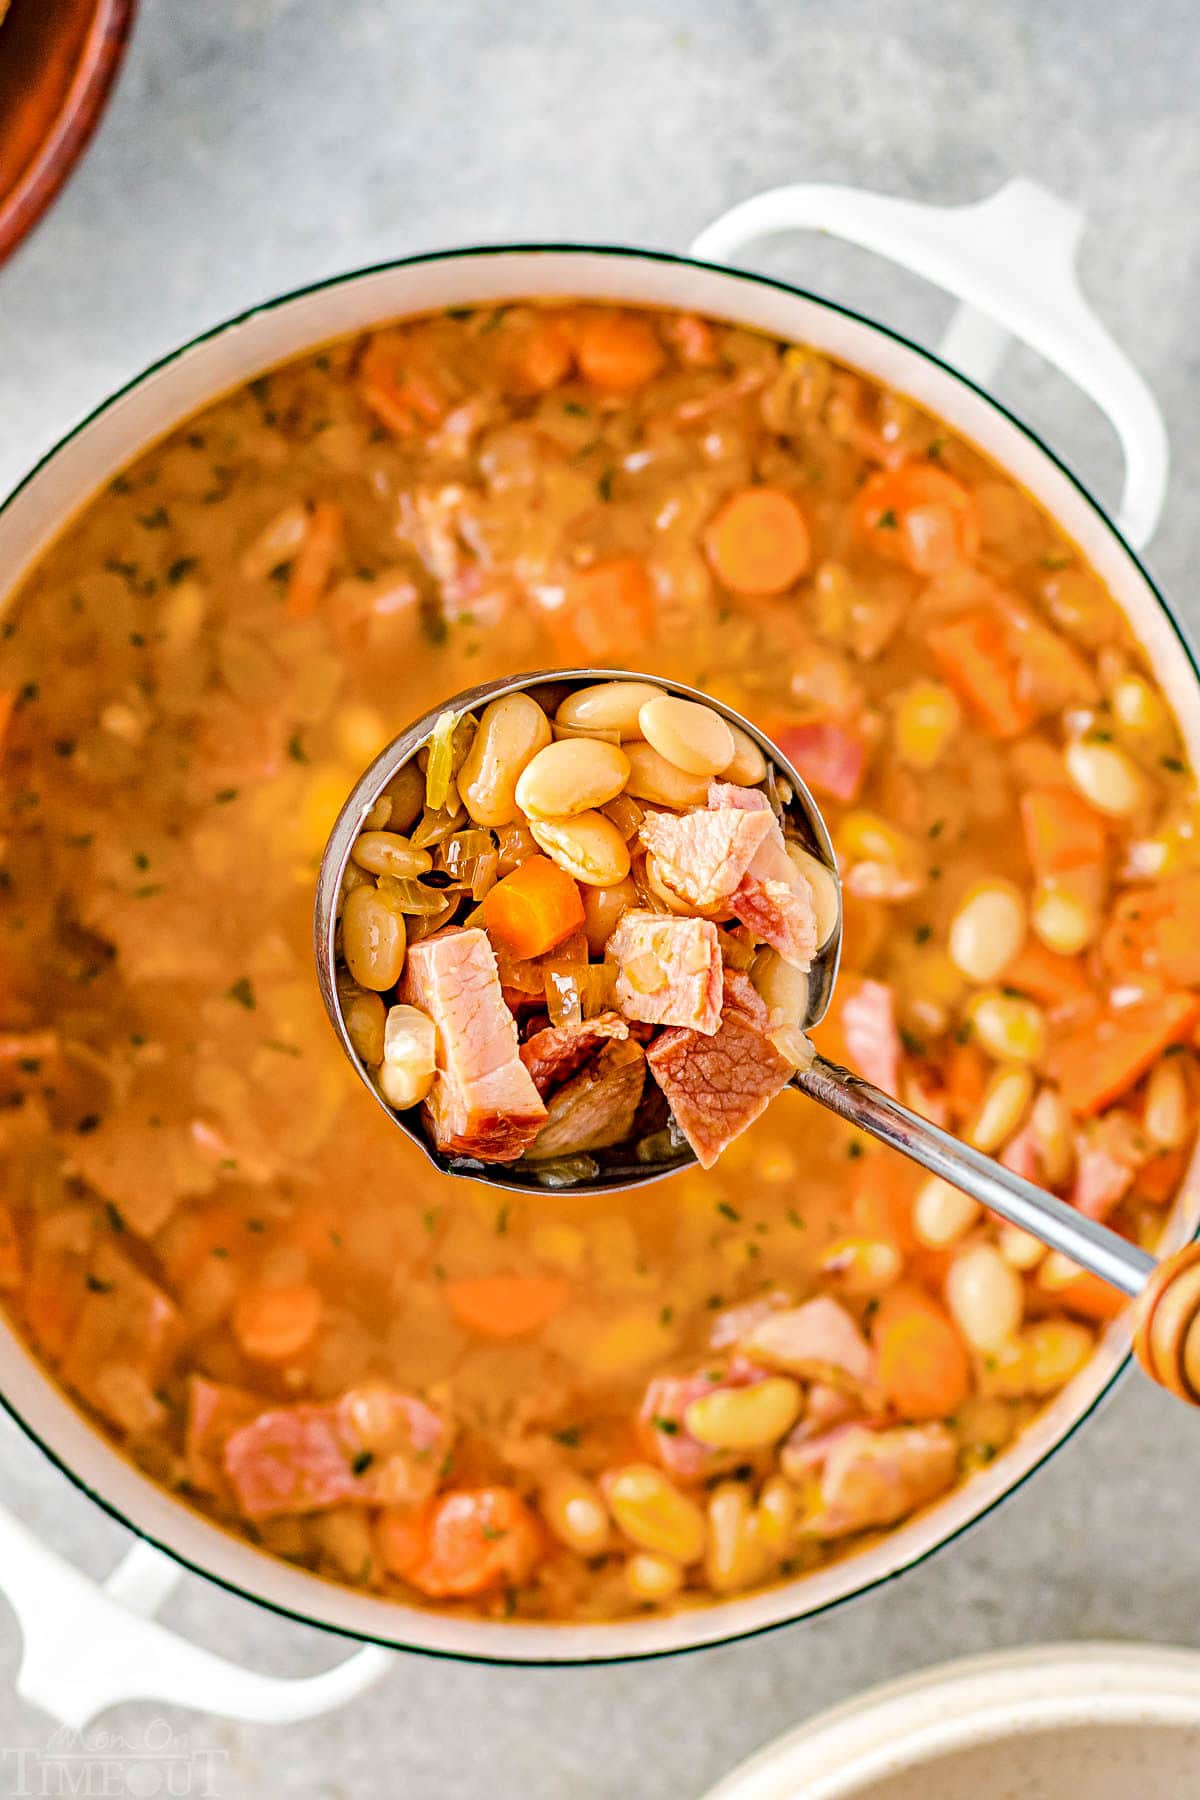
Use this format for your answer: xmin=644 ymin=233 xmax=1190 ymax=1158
xmin=459 ymin=692 xmax=552 ymax=827
xmin=529 ymin=812 xmax=631 ymax=886
xmin=914 ymin=1177 xmax=980 ymax=1249
xmin=948 ymin=881 xmax=1027 ymax=984
xmin=1065 ymin=738 xmax=1145 ymax=817
xmin=555 ymin=681 xmax=666 ymax=740
xmin=945 ymin=1243 xmax=1024 ymax=1352
xmin=516 ymin=738 xmax=631 ymax=819
xmin=638 ymin=696 xmax=735 ymax=777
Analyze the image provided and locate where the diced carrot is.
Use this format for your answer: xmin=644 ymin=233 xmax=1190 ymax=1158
xmin=927 ymin=611 xmax=1037 ymax=739
xmin=1000 ymin=938 xmax=1093 ymax=1008
xmin=482 ymin=857 xmax=585 ymax=961
xmin=446 ymin=1273 xmax=571 ymax=1338
xmin=391 ymin=1486 xmax=543 ymax=1598
xmin=285 ymin=502 xmax=342 ymax=621
xmin=1020 ymin=787 xmax=1108 ymax=875
xmin=944 ymin=1039 xmax=988 ymax=1122
xmin=231 ymin=1281 xmax=324 ymax=1363
xmin=851 ymin=1147 xmax=919 ymax=1254
xmin=1047 ymin=992 xmax=1200 ymax=1116
xmin=576 ymin=311 xmax=665 ymax=390
xmin=508 ymin=316 xmax=575 ymax=393
xmin=375 ymin=1500 xmax=435 ymax=1579
xmin=1101 ymin=873 xmax=1200 ymax=988
xmin=666 ymin=312 xmax=720 ymax=367
xmin=0 ymin=1196 xmax=22 ymax=1290
xmin=359 ymin=339 xmax=446 ymax=434
xmin=545 ymin=556 xmax=655 ymax=662
xmin=1039 ymin=1267 xmax=1125 ymax=1323
xmin=872 ymin=1286 xmax=971 ymax=1421
xmin=855 ymin=463 xmax=980 ymax=577
xmin=0 ymin=690 xmax=14 ymax=764
xmin=703 ymin=486 xmax=811 ymax=597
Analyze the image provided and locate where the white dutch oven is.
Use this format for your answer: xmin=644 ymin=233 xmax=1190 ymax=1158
xmin=0 ymin=177 xmax=1194 ymax=1727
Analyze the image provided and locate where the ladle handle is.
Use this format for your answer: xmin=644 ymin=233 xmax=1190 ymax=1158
xmin=794 ymin=1056 xmax=1200 ymax=1405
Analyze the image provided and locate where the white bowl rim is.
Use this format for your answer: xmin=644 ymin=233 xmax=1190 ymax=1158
xmin=0 ymin=239 xmax=1197 ymax=1666
xmin=702 ymin=1639 xmax=1200 ymax=1799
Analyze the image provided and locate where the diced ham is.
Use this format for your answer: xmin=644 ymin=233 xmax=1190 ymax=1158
xmin=224 ymin=1387 xmax=450 ymax=1520
xmin=1071 ymin=1110 xmax=1150 ymax=1221
xmin=646 ymin=973 xmax=793 ymax=1168
xmin=527 ymin=1039 xmax=646 ymax=1159
xmin=1000 ymin=1121 xmax=1043 ymax=1184
xmin=185 ymin=1377 xmax=262 ymax=1496
xmin=607 ymin=911 xmax=723 ymax=1036
xmin=740 ymin=1296 xmax=876 ymax=1393
xmin=402 ymin=928 xmax=546 ymax=1161
xmin=840 ymin=979 xmax=901 ymax=1097
xmin=638 ymin=1359 xmax=770 ymax=1482
xmin=638 ymin=803 xmax=774 ymax=908
xmin=792 ymin=1422 xmax=958 ymax=1538
xmin=773 ymin=719 xmax=869 ymax=805
xmin=708 ymin=783 xmax=818 ymax=969
xmin=519 ymin=1011 xmax=630 ymax=1097
xmin=709 ymin=1290 xmax=792 ymax=1350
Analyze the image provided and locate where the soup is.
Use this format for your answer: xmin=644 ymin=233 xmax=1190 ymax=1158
xmin=0 ymin=302 xmax=1195 ymax=1621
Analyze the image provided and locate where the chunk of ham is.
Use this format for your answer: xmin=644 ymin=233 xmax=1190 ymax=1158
xmin=840 ymin=979 xmax=901 ymax=1097
xmin=709 ymin=1290 xmax=792 ymax=1351
xmin=527 ymin=1038 xmax=646 ymax=1159
xmin=709 ymin=782 xmax=818 ymax=970
xmin=607 ymin=911 xmax=723 ymax=1036
xmin=519 ymin=1011 xmax=630 ymax=1097
xmin=224 ymin=1387 xmax=450 ymax=1519
xmin=1071 ymin=1111 xmax=1150 ymax=1221
xmin=638 ymin=1358 xmax=771 ymax=1482
xmin=739 ymin=1296 xmax=876 ymax=1393
xmin=638 ymin=802 xmax=775 ymax=909
xmin=185 ymin=1377 xmax=262 ymax=1497
xmin=787 ymin=1422 xmax=957 ymax=1537
xmin=773 ymin=719 xmax=869 ymax=805
xmin=646 ymin=972 xmax=794 ymax=1168
xmin=402 ymin=928 xmax=546 ymax=1161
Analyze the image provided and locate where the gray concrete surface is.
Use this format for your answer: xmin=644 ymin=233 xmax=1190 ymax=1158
xmin=2 ymin=1 xmax=1200 ymax=1794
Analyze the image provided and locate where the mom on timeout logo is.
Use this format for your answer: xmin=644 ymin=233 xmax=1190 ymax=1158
xmin=2 ymin=1719 xmax=227 ymax=1797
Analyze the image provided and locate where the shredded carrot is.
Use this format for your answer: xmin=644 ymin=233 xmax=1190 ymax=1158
xmin=545 ymin=556 xmax=655 ymax=662
xmin=1101 ymin=872 xmax=1200 ymax=988
xmin=285 ymin=502 xmax=342 ymax=620
xmin=1000 ymin=938 xmax=1093 ymax=1008
xmin=482 ymin=857 xmax=585 ymax=961
xmin=387 ymin=1487 xmax=543 ymax=1597
xmin=446 ymin=1273 xmax=571 ymax=1338
xmin=1047 ymin=992 xmax=1200 ymax=1116
xmin=576 ymin=311 xmax=665 ymax=390
xmin=703 ymin=486 xmax=811 ymax=596
xmin=1020 ymin=787 xmax=1107 ymax=874
xmin=231 ymin=1281 xmax=323 ymax=1362
xmin=855 ymin=463 xmax=980 ymax=576
xmin=873 ymin=1286 xmax=971 ymax=1421
xmin=927 ymin=611 xmax=1037 ymax=739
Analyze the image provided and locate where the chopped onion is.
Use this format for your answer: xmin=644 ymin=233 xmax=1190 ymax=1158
xmin=411 ymin=802 xmax=468 ymax=849
xmin=424 ymin=710 xmax=459 ymax=811
xmin=495 ymin=822 xmax=539 ymax=874
xmin=601 ymin=793 xmax=645 ymax=842
xmin=544 ymin=966 xmax=583 ymax=1028
xmin=378 ymin=875 xmax=452 ymax=916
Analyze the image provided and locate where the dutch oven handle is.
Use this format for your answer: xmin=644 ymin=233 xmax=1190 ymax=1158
xmin=0 ymin=1499 xmax=393 ymax=1727
xmin=690 ymin=176 xmax=1168 ymax=550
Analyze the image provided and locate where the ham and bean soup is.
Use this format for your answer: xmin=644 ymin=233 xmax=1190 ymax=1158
xmin=1 ymin=301 xmax=1197 ymax=1620
xmin=338 ymin=676 xmax=834 ymax=1178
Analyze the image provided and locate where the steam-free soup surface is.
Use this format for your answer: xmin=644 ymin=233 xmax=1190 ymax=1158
xmin=1 ymin=302 xmax=1196 ymax=1620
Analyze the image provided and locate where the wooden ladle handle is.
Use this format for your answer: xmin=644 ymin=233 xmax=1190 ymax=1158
xmin=1133 ymin=1242 xmax=1200 ymax=1405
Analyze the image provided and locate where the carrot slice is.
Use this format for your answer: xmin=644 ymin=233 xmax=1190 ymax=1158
xmin=1000 ymin=938 xmax=1092 ymax=1008
xmin=1020 ymin=787 xmax=1107 ymax=874
xmin=481 ymin=857 xmax=585 ymax=961
xmin=927 ymin=611 xmax=1037 ymax=739
xmin=855 ymin=463 xmax=980 ymax=577
xmin=703 ymin=486 xmax=811 ymax=596
xmin=285 ymin=502 xmax=342 ymax=621
xmin=873 ymin=1286 xmax=971 ymax=1421
xmin=508 ymin=316 xmax=575 ymax=393
xmin=1047 ymin=992 xmax=1200 ymax=1116
xmin=944 ymin=1039 xmax=988 ymax=1122
xmin=1039 ymin=1267 xmax=1125 ymax=1323
xmin=576 ymin=311 xmax=665 ymax=390
xmin=231 ymin=1281 xmax=324 ymax=1362
xmin=546 ymin=556 xmax=655 ymax=662
xmin=0 ymin=690 xmax=14 ymax=765
xmin=392 ymin=1487 xmax=543 ymax=1597
xmin=446 ymin=1273 xmax=571 ymax=1338
xmin=1101 ymin=873 xmax=1200 ymax=988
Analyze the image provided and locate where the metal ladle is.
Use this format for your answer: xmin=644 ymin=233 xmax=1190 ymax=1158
xmin=314 ymin=669 xmax=1200 ymax=1406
